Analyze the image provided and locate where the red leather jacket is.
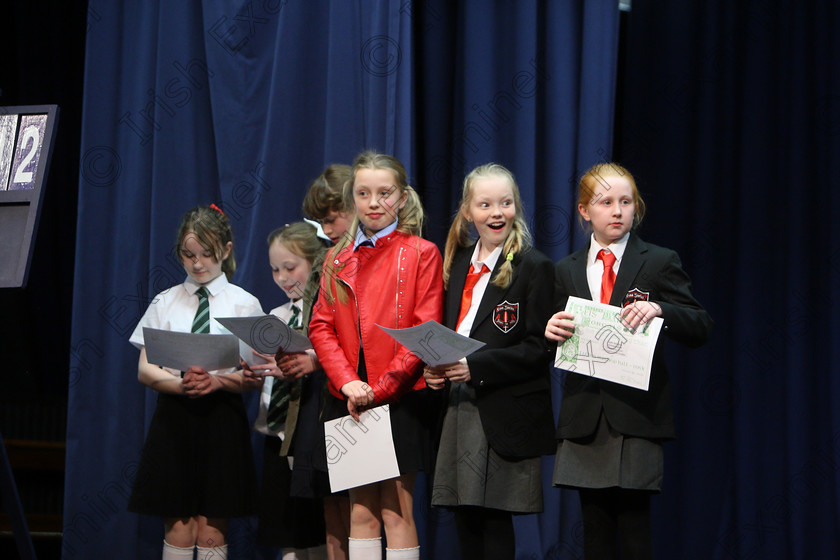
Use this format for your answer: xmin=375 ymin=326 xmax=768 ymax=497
xmin=309 ymin=231 xmax=444 ymax=404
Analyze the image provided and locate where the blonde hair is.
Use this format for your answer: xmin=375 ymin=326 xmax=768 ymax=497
xmin=322 ymin=151 xmax=426 ymax=304
xmin=443 ymin=163 xmax=532 ymax=289
xmin=578 ymin=162 xmax=646 ymax=230
xmin=175 ymin=205 xmax=236 ymax=281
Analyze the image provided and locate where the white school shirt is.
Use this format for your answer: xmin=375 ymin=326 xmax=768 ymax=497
xmin=253 ymin=299 xmax=300 ymax=438
xmin=129 ymin=273 xmax=263 ymax=376
xmin=456 ymin=243 xmax=502 ymax=337
xmin=585 ymin=232 xmax=630 ymax=303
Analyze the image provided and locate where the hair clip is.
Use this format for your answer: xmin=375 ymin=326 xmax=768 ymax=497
xmin=210 ymin=203 xmax=225 ymax=216
xmin=506 ymin=252 xmax=514 ymax=262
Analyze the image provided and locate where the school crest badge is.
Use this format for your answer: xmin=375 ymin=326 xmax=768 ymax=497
xmin=493 ymin=301 xmax=519 ymax=333
xmin=622 ymin=287 xmax=650 ymax=307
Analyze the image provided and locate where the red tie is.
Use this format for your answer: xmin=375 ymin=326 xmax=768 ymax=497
xmin=456 ymin=264 xmax=490 ymax=330
xmin=596 ymin=249 xmax=616 ymax=304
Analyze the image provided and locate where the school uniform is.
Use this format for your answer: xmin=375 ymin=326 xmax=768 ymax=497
xmin=127 ymin=273 xmax=262 ymax=518
xmin=552 ymin=232 xmax=712 ymax=559
xmin=432 ymin=243 xmax=556 ymax=514
xmin=253 ymin=299 xmax=325 ymax=548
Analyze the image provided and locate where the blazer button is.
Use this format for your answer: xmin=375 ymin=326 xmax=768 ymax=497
xmin=479 ymin=380 xmax=485 ymax=387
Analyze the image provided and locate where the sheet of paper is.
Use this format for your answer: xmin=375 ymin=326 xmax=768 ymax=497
xmin=377 ymin=320 xmax=485 ymax=366
xmin=142 ymin=327 xmax=240 ymax=372
xmin=238 ymin=339 xmax=273 ymax=368
xmin=215 ymin=315 xmax=312 ymax=354
xmin=553 ymin=296 xmax=663 ymax=391
xmin=325 ymin=405 xmax=400 ymax=492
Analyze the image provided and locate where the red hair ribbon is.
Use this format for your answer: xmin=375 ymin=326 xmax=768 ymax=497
xmin=210 ymin=203 xmax=225 ymax=216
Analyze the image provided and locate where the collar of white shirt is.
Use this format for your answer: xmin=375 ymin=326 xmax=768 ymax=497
xmin=184 ymin=272 xmax=229 ymax=297
xmin=587 ymin=232 xmax=630 ymax=267
xmin=470 ymin=241 xmax=502 ymax=273
xmin=353 ymin=217 xmax=399 ymax=249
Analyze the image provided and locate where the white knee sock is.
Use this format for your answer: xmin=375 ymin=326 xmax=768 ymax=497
xmin=196 ymin=544 xmax=227 ymax=560
xmin=162 ymin=540 xmax=194 ymax=559
xmin=348 ymin=537 xmax=382 ymax=560
xmin=385 ymin=546 xmax=419 ymax=559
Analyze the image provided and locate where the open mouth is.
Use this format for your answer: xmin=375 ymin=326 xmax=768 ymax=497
xmin=488 ymin=222 xmax=506 ymax=231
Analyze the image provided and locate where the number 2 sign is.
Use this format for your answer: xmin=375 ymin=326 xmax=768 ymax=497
xmin=0 ymin=105 xmax=59 ymax=287
xmin=1 ymin=114 xmax=48 ymax=191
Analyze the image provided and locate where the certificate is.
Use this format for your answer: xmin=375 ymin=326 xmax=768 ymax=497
xmin=142 ymin=327 xmax=240 ymax=372
xmin=325 ymin=405 xmax=400 ymax=492
xmin=377 ymin=320 xmax=485 ymax=366
xmin=553 ymin=296 xmax=663 ymax=391
xmin=215 ymin=315 xmax=312 ymax=355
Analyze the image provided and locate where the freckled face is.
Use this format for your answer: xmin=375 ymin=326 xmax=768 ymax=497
xmin=180 ymin=233 xmax=229 ymax=284
xmin=268 ymin=240 xmax=312 ymax=300
xmin=353 ymin=168 xmax=406 ymax=235
xmin=579 ymin=175 xmax=635 ymax=246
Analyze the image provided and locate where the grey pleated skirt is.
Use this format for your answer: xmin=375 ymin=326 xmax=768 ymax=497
xmin=431 ymin=383 xmax=543 ymax=513
xmin=552 ymin=410 xmax=663 ymax=492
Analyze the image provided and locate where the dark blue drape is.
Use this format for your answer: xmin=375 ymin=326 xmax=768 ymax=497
xmin=616 ymin=1 xmax=840 ymax=559
xmin=65 ymin=1 xmax=617 ymax=559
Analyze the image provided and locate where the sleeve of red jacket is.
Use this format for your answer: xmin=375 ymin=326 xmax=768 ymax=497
xmin=308 ymin=257 xmax=360 ymax=396
xmin=373 ymin=241 xmax=444 ymax=404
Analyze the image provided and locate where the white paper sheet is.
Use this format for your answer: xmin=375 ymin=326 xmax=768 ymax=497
xmin=215 ymin=315 xmax=312 ymax=354
xmin=324 ymin=405 xmax=400 ymax=492
xmin=142 ymin=327 xmax=240 ymax=372
xmin=377 ymin=320 xmax=485 ymax=366
xmin=553 ymin=296 xmax=663 ymax=391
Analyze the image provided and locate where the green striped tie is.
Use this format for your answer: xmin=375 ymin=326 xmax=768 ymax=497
xmin=266 ymin=305 xmax=300 ymax=431
xmin=191 ymin=287 xmax=210 ymax=333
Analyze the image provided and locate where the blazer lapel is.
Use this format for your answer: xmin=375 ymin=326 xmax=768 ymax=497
xmin=570 ymin=245 xmax=591 ymax=302
xmin=447 ymin=246 xmax=473 ymax=329
xmin=610 ymin=234 xmax=646 ymax=306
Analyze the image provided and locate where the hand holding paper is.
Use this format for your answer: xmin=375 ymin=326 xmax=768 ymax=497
xmin=553 ymin=297 xmax=663 ymax=391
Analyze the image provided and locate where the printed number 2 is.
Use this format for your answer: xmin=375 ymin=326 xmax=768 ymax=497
xmin=13 ymin=126 xmax=40 ymax=184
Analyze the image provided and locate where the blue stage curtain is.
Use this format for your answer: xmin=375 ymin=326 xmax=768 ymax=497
xmin=65 ymin=1 xmax=618 ymax=558
xmin=616 ymin=1 xmax=840 ymax=559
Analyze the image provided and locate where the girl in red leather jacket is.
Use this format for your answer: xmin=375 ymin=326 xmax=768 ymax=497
xmin=309 ymin=151 xmax=443 ymax=560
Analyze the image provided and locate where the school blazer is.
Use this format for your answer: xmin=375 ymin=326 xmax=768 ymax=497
xmin=554 ymin=233 xmax=713 ymax=441
xmin=446 ymin=244 xmax=556 ymax=459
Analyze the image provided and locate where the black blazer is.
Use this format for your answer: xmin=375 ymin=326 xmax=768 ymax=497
xmin=444 ymin=243 xmax=556 ymax=458
xmin=555 ymin=233 xmax=713 ymax=440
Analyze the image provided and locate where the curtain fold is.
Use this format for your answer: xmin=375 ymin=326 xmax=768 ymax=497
xmin=66 ymin=2 xmax=618 ymax=558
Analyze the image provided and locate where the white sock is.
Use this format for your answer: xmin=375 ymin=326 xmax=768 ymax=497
xmin=162 ymin=540 xmax=194 ymax=559
xmin=196 ymin=544 xmax=227 ymax=560
xmin=385 ymin=546 xmax=419 ymax=559
xmin=348 ymin=537 xmax=382 ymax=560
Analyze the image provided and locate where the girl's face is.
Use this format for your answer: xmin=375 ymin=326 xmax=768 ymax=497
xmin=353 ymin=168 xmax=406 ymax=235
xmin=268 ymin=239 xmax=312 ymax=301
xmin=180 ymin=233 xmax=230 ymax=285
xmin=319 ymin=209 xmax=353 ymax=244
xmin=579 ymin=174 xmax=635 ymax=246
xmin=464 ymin=175 xmax=516 ymax=251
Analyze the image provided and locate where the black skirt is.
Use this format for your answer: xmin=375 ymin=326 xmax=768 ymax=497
xmin=257 ymin=436 xmax=326 ymax=548
xmin=287 ymin=370 xmax=333 ymax=499
xmin=128 ymin=391 xmax=259 ymax=518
